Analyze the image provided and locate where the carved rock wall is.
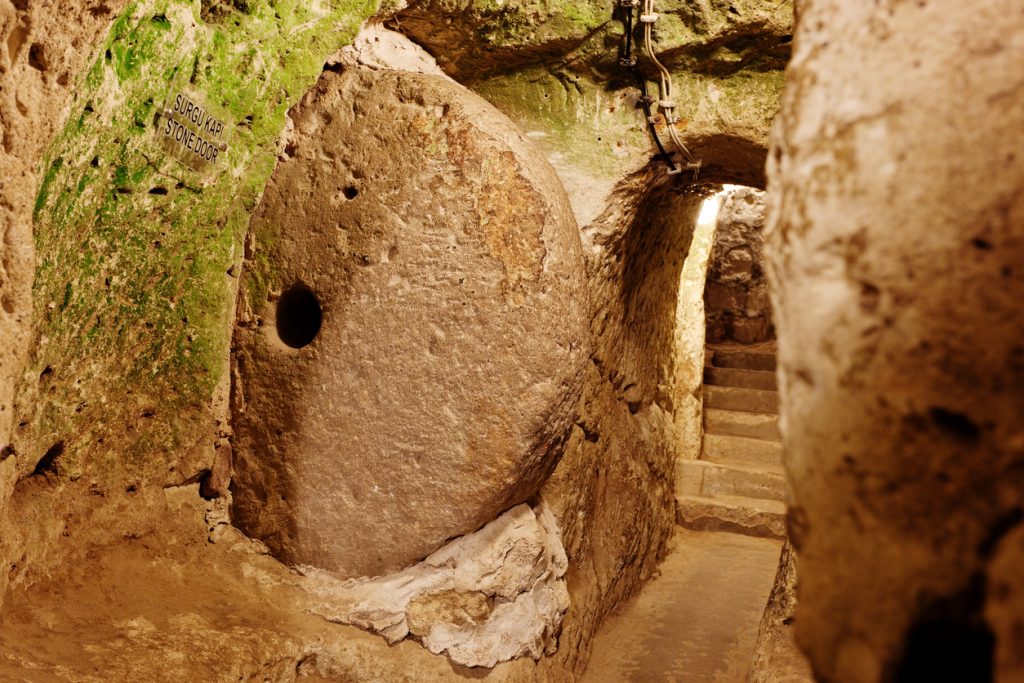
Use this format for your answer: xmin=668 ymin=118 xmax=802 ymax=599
xmin=748 ymin=541 xmax=813 ymax=683
xmin=396 ymin=0 xmax=792 ymax=226
xmin=767 ymin=1 xmax=1024 ymax=681
xmin=0 ymin=0 xmax=131 ymax=608
xmin=539 ymin=173 xmax=708 ymax=676
xmin=706 ymin=186 xmax=773 ymax=345
xmin=0 ymin=0 xmax=375 ymax=612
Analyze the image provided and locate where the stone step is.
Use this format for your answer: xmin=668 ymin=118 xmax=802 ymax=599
xmin=677 ymin=459 xmax=786 ymax=502
xmin=704 ymin=365 xmax=777 ymax=391
xmin=676 ymin=494 xmax=787 ymax=539
xmin=709 ymin=348 xmax=777 ymax=372
xmin=703 ymin=433 xmax=783 ymax=469
xmin=704 ymin=385 xmax=778 ymax=414
xmin=704 ymin=408 xmax=780 ymax=442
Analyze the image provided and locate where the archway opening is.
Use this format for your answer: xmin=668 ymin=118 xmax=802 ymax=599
xmin=674 ymin=185 xmax=781 ymax=529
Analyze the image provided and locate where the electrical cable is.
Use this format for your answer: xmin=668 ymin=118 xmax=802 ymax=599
xmin=618 ymin=0 xmax=700 ymax=178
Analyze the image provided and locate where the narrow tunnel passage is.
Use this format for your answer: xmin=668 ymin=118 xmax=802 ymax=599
xmin=582 ymin=187 xmax=808 ymax=682
xmin=2 ymin=1 xmax=1021 ymax=680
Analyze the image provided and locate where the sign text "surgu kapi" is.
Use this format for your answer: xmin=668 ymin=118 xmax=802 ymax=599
xmin=158 ymin=91 xmax=228 ymax=172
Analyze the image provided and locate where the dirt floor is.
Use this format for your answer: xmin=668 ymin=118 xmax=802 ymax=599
xmin=0 ymin=487 xmax=783 ymax=682
xmin=0 ymin=486 xmax=509 ymax=683
xmin=581 ymin=529 xmax=783 ymax=683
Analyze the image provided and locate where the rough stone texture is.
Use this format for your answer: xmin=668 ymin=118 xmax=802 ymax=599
xmin=766 ymin=1 xmax=1024 ymax=681
xmin=748 ymin=541 xmax=814 ymax=683
xmin=337 ymin=21 xmax=442 ymax=75
xmin=384 ymin=25 xmax=794 ymax=650
xmin=0 ymin=0 xmax=131 ymax=609
xmin=0 ymin=486 xmax=552 ymax=682
xmin=671 ymin=191 xmax=720 ymax=469
xmin=395 ymin=0 xmax=792 ymax=225
xmin=309 ymin=502 xmax=569 ymax=668
xmin=398 ymin=0 xmax=792 ymax=87
xmin=986 ymin=523 xmax=1024 ymax=683
xmin=706 ymin=187 xmax=772 ymax=344
xmin=231 ymin=65 xmax=588 ymax=579
xmin=0 ymin=1 xmax=793 ymax=680
xmin=535 ymin=171 xmax=711 ymax=678
xmin=1 ymin=0 xmax=376 ymax=613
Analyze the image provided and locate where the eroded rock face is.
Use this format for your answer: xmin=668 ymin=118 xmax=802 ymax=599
xmin=396 ymin=0 xmax=792 ymax=225
xmin=0 ymin=0 xmax=130 ymax=610
xmin=706 ymin=187 xmax=772 ymax=344
xmin=1 ymin=0 xmax=375 ymax=616
xmin=1 ymin=3 xmax=791 ymax=678
xmin=986 ymin=523 xmax=1024 ymax=682
xmin=309 ymin=502 xmax=569 ymax=668
xmin=767 ymin=1 xmax=1024 ymax=681
xmin=673 ymin=193 xmax=720 ymax=465
xmin=748 ymin=541 xmax=813 ymax=683
xmin=232 ymin=66 xmax=588 ymax=579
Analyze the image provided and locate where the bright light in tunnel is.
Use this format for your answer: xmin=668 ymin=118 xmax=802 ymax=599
xmin=697 ymin=184 xmax=745 ymax=225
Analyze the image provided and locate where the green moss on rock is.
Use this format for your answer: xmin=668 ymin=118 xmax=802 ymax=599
xmin=475 ymin=64 xmax=784 ymax=186
xmin=23 ymin=0 xmax=373 ymax=487
xmin=475 ymin=68 xmax=648 ymax=181
xmin=397 ymin=0 xmax=790 ymax=186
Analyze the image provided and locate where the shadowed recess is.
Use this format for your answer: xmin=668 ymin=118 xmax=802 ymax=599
xmin=276 ymin=283 xmax=322 ymax=349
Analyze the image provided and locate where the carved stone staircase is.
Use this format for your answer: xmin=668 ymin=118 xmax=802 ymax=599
xmin=676 ymin=346 xmax=787 ymax=539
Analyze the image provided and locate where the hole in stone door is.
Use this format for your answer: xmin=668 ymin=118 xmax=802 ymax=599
xmin=276 ymin=283 xmax=322 ymax=349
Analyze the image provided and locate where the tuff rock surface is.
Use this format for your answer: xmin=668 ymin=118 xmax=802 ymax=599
xmin=309 ymin=503 xmax=569 ymax=668
xmin=399 ymin=0 xmax=791 ymax=214
xmin=671 ymin=189 xmax=720 ymax=466
xmin=232 ymin=64 xmax=588 ymax=579
xmin=0 ymin=0 xmax=131 ymax=606
xmin=0 ymin=0 xmax=794 ymax=679
xmin=767 ymin=1 xmax=1024 ymax=680
xmin=986 ymin=523 xmax=1024 ymax=682
xmin=0 ymin=485 xmax=552 ymax=681
xmin=748 ymin=540 xmax=813 ymax=683
xmin=537 ymin=169 xmax=709 ymax=677
xmin=705 ymin=187 xmax=772 ymax=344
xmin=1 ymin=0 xmax=375 ymax=612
